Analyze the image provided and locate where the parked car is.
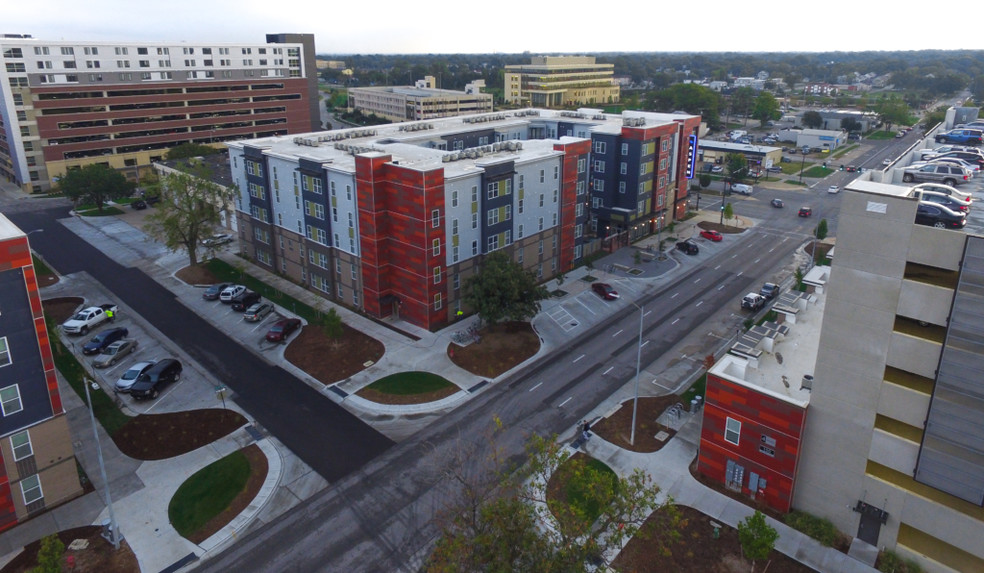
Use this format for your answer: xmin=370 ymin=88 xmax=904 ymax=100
xmin=935 ymin=129 xmax=983 ymax=145
xmin=919 ymin=157 xmax=980 ymax=174
xmin=711 ymin=165 xmax=723 ymax=173
xmin=93 ymin=339 xmax=138 ymax=368
xmin=201 ymin=233 xmax=234 ymax=248
xmin=924 ymin=150 xmax=984 ymax=168
xmin=591 ymin=282 xmax=619 ymax=300
xmin=914 ymin=190 xmax=970 ymax=213
xmin=798 ymin=206 xmax=813 ymax=217
xmin=265 ymin=318 xmax=302 ymax=342
xmin=910 ymin=183 xmax=973 ymax=202
xmin=115 ymin=361 xmax=155 ymax=393
xmin=129 ymin=358 xmax=183 ymax=400
xmin=741 ymin=293 xmax=767 ymax=311
xmin=63 ymin=304 xmax=117 ymax=335
xmin=203 ymin=282 xmax=233 ymax=301
xmin=243 ymin=302 xmax=274 ymax=322
xmin=902 ymin=163 xmax=971 ymax=186
xmin=760 ymin=283 xmax=780 ymax=299
xmin=231 ymin=291 xmax=261 ymax=312
xmin=699 ymin=230 xmax=723 ymax=242
xmin=82 ymin=327 xmax=129 ymax=355
xmin=771 ymin=198 xmax=784 ymax=208
xmin=732 ymin=183 xmax=753 ymax=195
xmin=914 ymin=203 xmax=967 ymax=230
xmin=827 ymin=185 xmax=840 ymax=194
xmin=882 ymin=158 xmax=892 ymax=167
xmin=219 ymin=284 xmax=246 ymax=303
xmin=767 ymin=166 xmax=782 ymax=173
xmin=131 ymin=199 xmax=147 ymax=210
xmin=676 ymin=239 xmax=700 ymax=255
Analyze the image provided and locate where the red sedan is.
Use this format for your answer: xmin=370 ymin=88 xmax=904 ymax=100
xmin=265 ymin=318 xmax=302 ymax=342
xmin=591 ymin=283 xmax=619 ymax=300
xmin=699 ymin=230 xmax=723 ymax=242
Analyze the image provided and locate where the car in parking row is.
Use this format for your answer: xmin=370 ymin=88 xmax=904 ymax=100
xmin=231 ymin=291 xmax=261 ymax=312
xmin=902 ymin=163 xmax=972 ymax=186
xmin=115 ymin=361 xmax=155 ymax=393
xmin=130 ymin=358 xmax=183 ymax=400
xmin=219 ymin=284 xmax=246 ymax=303
xmin=591 ymin=282 xmax=619 ymax=300
xmin=915 ymin=203 xmax=967 ymax=230
xmin=265 ymin=318 xmax=302 ymax=343
xmin=203 ymin=282 xmax=233 ymax=301
xmin=910 ymin=183 xmax=972 ymax=202
xmin=93 ymin=339 xmax=138 ymax=368
xmin=244 ymin=302 xmax=274 ymax=322
xmin=82 ymin=327 xmax=129 ymax=355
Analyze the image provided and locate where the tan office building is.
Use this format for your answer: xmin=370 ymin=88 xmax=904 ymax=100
xmin=504 ymin=56 xmax=619 ymax=108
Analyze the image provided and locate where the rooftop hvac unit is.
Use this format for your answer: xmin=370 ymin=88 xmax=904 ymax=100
xmin=442 ymin=155 xmax=451 ymax=163
xmin=515 ymin=142 xmax=522 ymax=150
xmin=801 ymin=375 xmax=814 ymax=391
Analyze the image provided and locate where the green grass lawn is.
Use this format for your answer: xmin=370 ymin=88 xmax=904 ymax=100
xmin=205 ymin=258 xmax=320 ymax=324
xmin=867 ymin=130 xmax=898 ymax=140
xmin=32 ymin=254 xmax=53 ymax=277
xmin=169 ymin=450 xmax=250 ymax=537
xmin=77 ymin=206 xmax=124 ymax=217
xmin=682 ymin=373 xmax=706 ymax=405
xmin=802 ymin=166 xmax=832 ymax=178
xmin=365 ymin=371 xmax=454 ymax=395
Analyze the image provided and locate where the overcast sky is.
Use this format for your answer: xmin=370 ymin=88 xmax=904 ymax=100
xmin=6 ymin=1 xmax=981 ymax=55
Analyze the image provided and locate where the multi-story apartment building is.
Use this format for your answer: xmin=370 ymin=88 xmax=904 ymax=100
xmin=504 ymin=56 xmax=620 ymax=108
xmin=0 ymin=214 xmax=83 ymax=531
xmin=347 ymin=76 xmax=493 ymax=122
xmin=792 ymin=180 xmax=984 ymax=572
xmin=227 ymin=108 xmax=700 ymax=330
xmin=0 ymin=32 xmax=319 ymax=193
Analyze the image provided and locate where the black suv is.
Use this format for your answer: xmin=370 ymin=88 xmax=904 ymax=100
xmin=81 ymin=327 xmax=129 ymax=355
xmin=231 ymin=291 xmax=261 ymax=312
xmin=676 ymin=239 xmax=699 ymax=255
xmin=130 ymin=358 xmax=183 ymax=400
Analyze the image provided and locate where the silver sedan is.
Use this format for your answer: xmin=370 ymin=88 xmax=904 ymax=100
xmin=94 ymin=339 xmax=138 ymax=368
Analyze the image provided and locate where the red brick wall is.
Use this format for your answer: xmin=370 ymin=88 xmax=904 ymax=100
xmin=697 ymin=372 xmax=807 ymax=512
xmin=553 ymin=140 xmax=590 ymax=271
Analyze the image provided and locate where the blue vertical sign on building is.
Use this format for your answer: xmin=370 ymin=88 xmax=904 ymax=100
xmin=685 ymin=134 xmax=698 ymax=179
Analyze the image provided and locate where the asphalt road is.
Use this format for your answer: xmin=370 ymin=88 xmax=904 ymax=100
xmin=197 ymin=206 xmax=816 ymax=572
xmin=7 ymin=206 xmax=395 ymax=483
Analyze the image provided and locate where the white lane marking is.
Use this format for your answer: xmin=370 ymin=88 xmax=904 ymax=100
xmin=573 ymin=354 xmax=585 ymax=363
xmin=672 ymin=318 xmax=680 ymax=325
xmin=754 ymin=258 xmax=761 ymax=263
xmin=603 ymin=366 xmax=614 ymax=375
xmin=769 ymin=247 xmax=776 ymax=252
xmin=559 ymin=396 xmax=573 ymax=408
xmin=737 ymin=271 xmax=743 ymax=277
xmin=613 ymin=329 xmax=623 ymax=337
xmin=529 ymin=382 xmax=543 ymax=392
xmin=717 ymin=284 xmax=725 ymax=290
xmin=694 ymin=278 xmax=701 ymax=284
xmin=714 ymin=265 xmax=721 ymax=270
xmin=671 ymin=292 xmax=679 ymax=298
xmin=641 ymin=340 xmax=650 ymax=348
xmin=696 ymin=300 xmax=703 ymax=307
xmin=644 ymin=310 xmax=653 ymax=317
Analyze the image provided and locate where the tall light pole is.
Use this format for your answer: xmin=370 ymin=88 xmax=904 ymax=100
xmin=629 ymin=302 xmax=644 ymax=446
xmin=83 ymin=377 xmax=121 ymax=549
xmin=798 ymin=150 xmax=807 ymax=185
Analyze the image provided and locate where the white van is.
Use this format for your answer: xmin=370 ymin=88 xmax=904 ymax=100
xmin=732 ymin=183 xmax=753 ymax=195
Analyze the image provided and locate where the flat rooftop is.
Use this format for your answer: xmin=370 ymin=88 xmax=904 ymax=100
xmin=0 ymin=213 xmax=26 ymax=242
xmin=710 ymin=282 xmax=828 ymax=408
xmin=228 ymin=108 xmax=698 ymax=178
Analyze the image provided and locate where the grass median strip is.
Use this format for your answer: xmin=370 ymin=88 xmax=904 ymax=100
xmin=205 ymin=258 xmax=319 ymax=323
xmin=169 ymin=450 xmax=250 ymax=537
xmin=365 ymin=371 xmax=454 ymax=395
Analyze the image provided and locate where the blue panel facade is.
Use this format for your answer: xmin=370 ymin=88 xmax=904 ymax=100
xmin=0 ymin=268 xmax=52 ymax=436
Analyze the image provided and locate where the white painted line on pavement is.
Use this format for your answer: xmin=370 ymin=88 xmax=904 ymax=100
xmin=574 ymin=298 xmax=597 ymax=315
xmin=573 ymin=354 xmax=585 ymax=363
xmin=671 ymin=292 xmax=679 ymax=298
xmin=641 ymin=340 xmax=650 ymax=348
xmin=696 ymin=300 xmax=703 ymax=307
xmin=718 ymin=284 xmax=725 ymax=290
xmin=613 ymin=329 xmax=623 ymax=337
xmin=714 ymin=265 xmax=721 ymax=270
xmin=694 ymin=277 xmax=701 ymax=284
xmin=754 ymin=258 xmax=761 ymax=263
xmin=559 ymin=396 xmax=573 ymax=408
xmin=529 ymin=382 xmax=543 ymax=392
xmin=603 ymin=366 xmax=614 ymax=375
xmin=672 ymin=318 xmax=680 ymax=325
xmin=644 ymin=309 xmax=653 ymax=317
xmin=769 ymin=247 xmax=776 ymax=252
xmin=737 ymin=271 xmax=743 ymax=277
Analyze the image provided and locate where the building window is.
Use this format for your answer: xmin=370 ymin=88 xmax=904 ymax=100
xmin=471 ymin=240 xmax=478 ymax=256
xmin=20 ymin=474 xmax=42 ymax=505
xmin=0 ymin=385 xmax=22 ymax=416
xmin=432 ymin=239 xmax=441 ymax=257
xmin=554 ymin=165 xmax=560 ymax=180
xmin=593 ymin=160 xmax=605 ymax=173
xmin=432 ymin=209 xmax=441 ymax=228
xmin=620 ymin=162 xmax=627 ymax=175
xmin=433 ymin=267 xmax=441 ymax=284
xmin=488 ymin=235 xmax=499 ymax=251
xmin=434 ymin=293 xmax=442 ymax=311
xmin=725 ymin=417 xmax=741 ymax=445
xmin=593 ymin=141 xmax=606 ymax=154
xmin=539 ymin=194 xmax=544 ymax=208
xmin=452 ymin=190 xmax=458 ymax=207
xmin=0 ymin=337 xmax=9 ymax=367
xmin=539 ymin=170 xmax=545 ymax=183
xmin=577 ymin=158 xmax=586 ymax=173
xmin=10 ymin=430 xmax=31 ymax=461
xmin=471 ymin=213 xmax=478 ymax=230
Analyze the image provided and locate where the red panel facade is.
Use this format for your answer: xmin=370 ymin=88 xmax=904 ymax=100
xmin=697 ymin=372 xmax=807 ymax=512
xmin=554 ymin=139 xmax=589 ymax=272
xmin=672 ymin=116 xmax=702 ymax=221
xmin=357 ymin=155 xmax=446 ymax=330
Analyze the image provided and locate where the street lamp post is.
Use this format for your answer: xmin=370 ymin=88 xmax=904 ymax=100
xmin=629 ymin=302 xmax=644 ymax=446
xmin=798 ymin=150 xmax=807 ymax=185
xmin=720 ymin=203 xmax=725 ymax=225
xmin=83 ymin=378 xmax=121 ymax=550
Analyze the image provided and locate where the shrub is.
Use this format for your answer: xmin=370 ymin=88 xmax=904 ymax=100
xmin=784 ymin=510 xmax=840 ymax=546
xmin=877 ymin=549 xmax=923 ymax=573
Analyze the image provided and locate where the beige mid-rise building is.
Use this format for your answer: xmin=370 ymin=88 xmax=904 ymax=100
xmin=504 ymin=56 xmax=619 ymax=108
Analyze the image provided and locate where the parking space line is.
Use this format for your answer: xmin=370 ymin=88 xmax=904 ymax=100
xmin=696 ymin=301 xmax=703 ymax=307
xmin=572 ymin=354 xmax=585 ymax=363
xmin=574 ymin=297 xmax=597 ymax=315
xmin=612 ymin=329 xmax=623 ymax=337
xmin=528 ymin=382 xmax=543 ymax=392
xmin=672 ymin=318 xmax=680 ymax=325
xmin=671 ymin=292 xmax=679 ymax=298
xmin=603 ymin=366 xmax=614 ymax=375
xmin=558 ymin=396 xmax=573 ymax=408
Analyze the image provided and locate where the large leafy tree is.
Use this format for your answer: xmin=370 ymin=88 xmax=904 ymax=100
xmin=802 ymin=111 xmax=823 ymax=129
xmin=463 ymin=251 xmax=549 ymax=326
xmin=165 ymin=142 xmax=223 ymax=160
xmin=58 ymin=164 xmax=134 ymax=213
xmin=729 ymin=87 xmax=756 ymax=125
xmin=725 ymin=152 xmax=749 ymax=184
xmin=875 ymin=95 xmax=911 ymax=130
xmin=751 ymin=91 xmax=781 ymax=124
xmin=143 ymin=163 xmax=234 ymax=267
xmin=428 ymin=428 xmax=682 ymax=572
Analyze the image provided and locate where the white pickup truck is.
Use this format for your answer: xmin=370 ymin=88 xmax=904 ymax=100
xmin=62 ymin=304 xmax=118 ymax=335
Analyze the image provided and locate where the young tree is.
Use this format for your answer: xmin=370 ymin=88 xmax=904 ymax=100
xmin=463 ymin=251 xmax=549 ymax=326
xmin=815 ymin=218 xmax=828 ymax=241
xmin=34 ymin=534 xmax=65 ymax=573
xmin=730 ymin=87 xmax=756 ymax=126
xmin=723 ymin=202 xmax=735 ymax=225
xmin=840 ymin=117 xmax=862 ymax=134
xmin=143 ymin=163 xmax=235 ymax=267
xmin=58 ymin=164 xmax=135 ymax=213
xmin=320 ymin=307 xmax=344 ymax=340
xmin=738 ymin=511 xmax=778 ymax=573
xmin=698 ymin=173 xmax=712 ymax=189
xmin=725 ymin=152 xmax=749 ymax=183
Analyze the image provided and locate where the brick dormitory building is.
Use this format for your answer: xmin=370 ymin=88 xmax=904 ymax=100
xmin=227 ymin=109 xmax=701 ymax=330
xmin=0 ymin=32 xmax=320 ymax=193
